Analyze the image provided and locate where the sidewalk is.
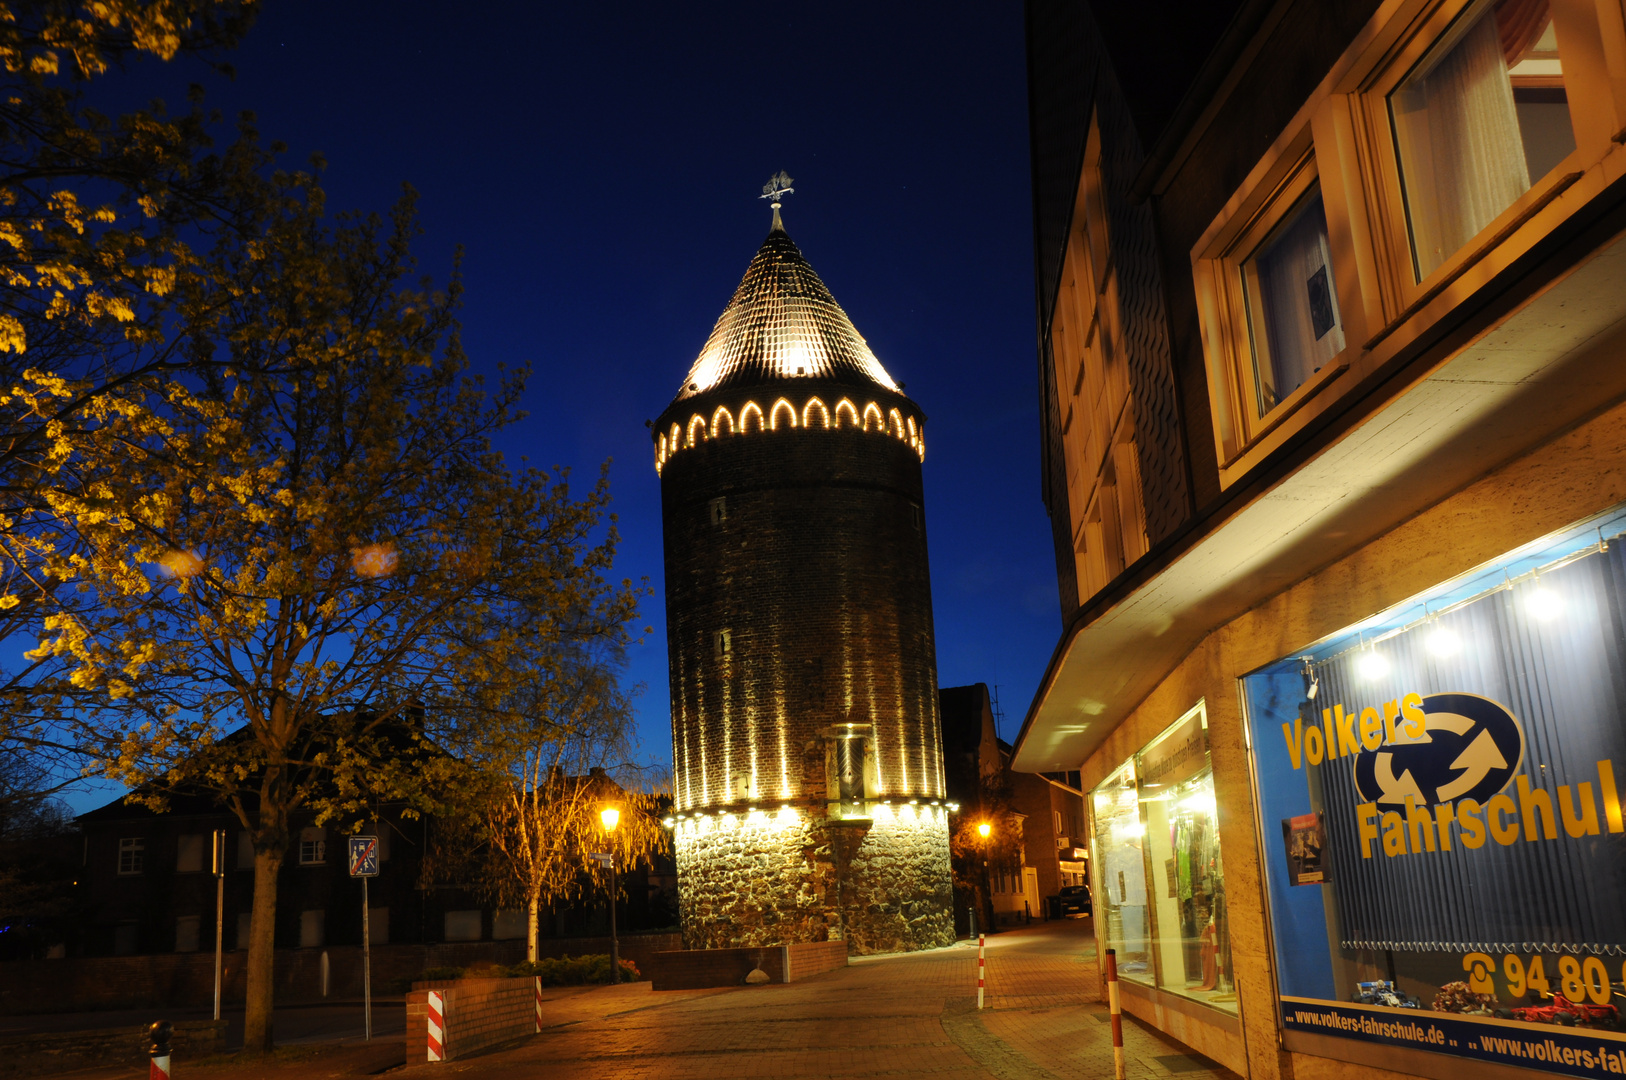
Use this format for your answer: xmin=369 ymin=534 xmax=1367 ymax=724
xmin=35 ymin=919 xmax=1240 ymax=1079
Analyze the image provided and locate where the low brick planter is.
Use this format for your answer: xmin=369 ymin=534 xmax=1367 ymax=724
xmin=648 ymin=940 xmax=848 ymax=990
xmin=406 ymin=977 xmax=536 ymax=1063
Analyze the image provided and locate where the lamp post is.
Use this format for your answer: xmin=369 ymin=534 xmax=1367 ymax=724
xmin=600 ymin=806 xmax=621 ymax=985
xmin=977 ymin=821 xmax=992 ymax=938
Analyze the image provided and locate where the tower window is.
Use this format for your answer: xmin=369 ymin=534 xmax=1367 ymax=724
xmin=714 ymin=629 xmax=732 ymax=658
xmin=910 ymin=504 xmax=921 ymax=532
xmin=709 ymin=497 xmax=727 ymax=525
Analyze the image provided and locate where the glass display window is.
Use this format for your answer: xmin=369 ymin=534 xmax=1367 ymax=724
xmin=1092 ymin=702 xmax=1237 ymax=1014
xmin=1244 ymin=504 xmax=1626 ymax=1077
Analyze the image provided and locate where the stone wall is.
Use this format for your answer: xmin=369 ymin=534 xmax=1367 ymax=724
xmin=675 ymin=804 xmax=954 ymax=955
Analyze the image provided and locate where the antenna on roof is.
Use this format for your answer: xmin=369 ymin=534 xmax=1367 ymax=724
xmin=760 ymin=170 xmax=794 ymax=231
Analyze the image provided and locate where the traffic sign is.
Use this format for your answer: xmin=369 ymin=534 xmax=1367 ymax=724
xmin=348 ymin=835 xmax=380 ymax=877
xmin=589 ymin=852 xmax=613 ymax=868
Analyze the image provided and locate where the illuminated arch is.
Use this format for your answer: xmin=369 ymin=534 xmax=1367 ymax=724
xmin=711 ymin=405 xmax=734 ymax=437
xmin=863 ymin=402 xmax=885 ymax=432
xmin=770 ymin=398 xmax=797 ymax=431
xmin=739 ymin=401 xmax=764 ymax=434
xmin=888 ymin=408 xmax=906 ymax=439
xmin=670 ymin=422 xmax=681 ymax=452
xmin=687 ymin=414 xmax=707 ymax=447
xmin=907 ymin=415 xmax=917 ymax=440
xmin=802 ymin=397 xmax=831 ymax=428
xmin=834 ymin=399 xmax=861 ymax=429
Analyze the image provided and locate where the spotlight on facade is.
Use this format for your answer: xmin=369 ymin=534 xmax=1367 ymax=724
xmin=1527 ymin=586 xmax=1562 ymax=621
xmin=1426 ymin=625 xmax=1462 ymax=657
xmin=1357 ymin=650 xmax=1391 ymax=681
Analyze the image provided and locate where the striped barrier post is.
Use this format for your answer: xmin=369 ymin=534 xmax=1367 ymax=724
xmin=147 ymin=1020 xmax=172 ymax=1080
xmin=977 ymin=933 xmax=986 ymax=1010
xmin=535 ymin=976 xmax=543 ymax=1033
xmin=1106 ymin=948 xmax=1125 ymax=1080
xmin=426 ymin=990 xmax=446 ymax=1063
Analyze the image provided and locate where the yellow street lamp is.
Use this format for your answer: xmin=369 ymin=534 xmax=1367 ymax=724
xmin=977 ymin=821 xmax=991 ymax=839
xmin=599 ymin=805 xmax=622 ymax=984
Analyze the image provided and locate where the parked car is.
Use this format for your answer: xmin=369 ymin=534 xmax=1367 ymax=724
xmin=1056 ymin=885 xmax=1091 ymax=916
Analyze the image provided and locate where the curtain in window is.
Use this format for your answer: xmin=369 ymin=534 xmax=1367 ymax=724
xmin=1250 ymin=190 xmax=1344 ymax=414
xmin=1495 ymin=0 xmax=1550 ymax=63
xmin=1392 ymin=7 xmax=1530 ymax=279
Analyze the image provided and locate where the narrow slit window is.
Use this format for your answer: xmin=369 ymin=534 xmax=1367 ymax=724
xmin=709 ymin=496 xmax=727 ymax=525
xmin=714 ymin=628 xmax=732 ymax=658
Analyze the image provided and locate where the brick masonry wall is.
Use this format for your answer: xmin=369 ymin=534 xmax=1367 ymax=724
xmin=673 ymin=805 xmax=953 ymax=954
xmin=405 ymin=979 xmax=535 ymax=1063
xmin=0 ymin=933 xmax=681 ymax=1015
xmin=648 ymin=945 xmax=785 ymax=990
xmin=784 ymin=939 xmax=848 ymax=981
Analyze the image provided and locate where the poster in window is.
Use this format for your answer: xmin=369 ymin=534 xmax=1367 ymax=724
xmin=1281 ymin=812 xmax=1327 ymax=885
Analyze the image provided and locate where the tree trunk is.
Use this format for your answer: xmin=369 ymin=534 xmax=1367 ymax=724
xmin=527 ymin=893 xmax=539 ymax=964
xmin=243 ymin=845 xmax=284 ymax=1053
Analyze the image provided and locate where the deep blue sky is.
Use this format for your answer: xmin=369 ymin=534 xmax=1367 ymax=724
xmin=69 ymin=1 xmax=1059 ymax=804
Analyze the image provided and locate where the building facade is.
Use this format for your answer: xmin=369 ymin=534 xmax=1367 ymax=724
xmin=656 ymin=202 xmax=954 ymax=954
xmin=1017 ymin=1 xmax=1626 ymax=1078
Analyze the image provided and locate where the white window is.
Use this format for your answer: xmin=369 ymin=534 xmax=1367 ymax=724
xmin=444 ymin=910 xmax=483 ymax=942
xmin=118 ymin=837 xmax=145 ymax=875
xmin=175 ymin=915 xmax=201 ymax=953
xmin=299 ymin=910 xmax=325 ymax=948
xmin=1241 ymin=185 xmax=1344 ymax=416
xmin=175 ymin=834 xmax=204 ymax=874
xmin=298 ymin=827 xmax=326 ymax=865
xmin=1389 ymin=0 xmax=1575 ymax=280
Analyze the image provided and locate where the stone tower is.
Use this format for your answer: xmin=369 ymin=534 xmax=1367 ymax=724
xmin=653 ymin=199 xmax=955 ymax=954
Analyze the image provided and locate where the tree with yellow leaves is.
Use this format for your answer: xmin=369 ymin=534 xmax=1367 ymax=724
xmin=0 ymin=0 xmax=260 ymax=808
xmin=34 ymin=178 xmax=643 ymax=1052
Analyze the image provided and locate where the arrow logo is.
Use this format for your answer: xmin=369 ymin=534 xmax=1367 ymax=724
xmin=1434 ymin=728 xmax=1508 ymax=802
xmin=1374 ymin=752 xmax=1427 ymax=804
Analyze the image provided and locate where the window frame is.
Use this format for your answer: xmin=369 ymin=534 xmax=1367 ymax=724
xmin=1352 ymin=0 xmax=1598 ymax=311
xmin=117 ymin=837 xmax=145 ymax=875
xmin=1196 ymin=141 xmax=1353 ymax=467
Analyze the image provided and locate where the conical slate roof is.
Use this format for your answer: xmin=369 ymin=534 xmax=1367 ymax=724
xmin=671 ymin=222 xmax=899 ymax=403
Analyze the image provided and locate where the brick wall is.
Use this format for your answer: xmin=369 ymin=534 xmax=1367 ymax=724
xmin=0 ymin=933 xmax=680 ymax=1015
xmin=405 ymin=979 xmax=534 ymax=1063
xmin=648 ymin=945 xmax=786 ymax=990
xmin=784 ymin=939 xmax=847 ymax=982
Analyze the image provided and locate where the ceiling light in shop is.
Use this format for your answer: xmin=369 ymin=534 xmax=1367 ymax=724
xmin=1527 ymin=587 xmax=1562 ymax=621
xmin=1357 ymin=650 xmax=1391 ymax=680
xmin=1180 ymin=791 xmax=1217 ymax=817
xmin=1425 ymin=626 xmax=1461 ymax=658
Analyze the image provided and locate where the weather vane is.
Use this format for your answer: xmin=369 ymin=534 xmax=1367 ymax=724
xmin=760 ymin=170 xmax=794 ymax=207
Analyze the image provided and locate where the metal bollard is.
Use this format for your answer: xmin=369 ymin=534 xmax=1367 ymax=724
xmin=977 ymin=933 xmax=986 ymax=1010
xmin=1105 ymin=948 xmax=1125 ymax=1080
xmin=148 ymin=1020 xmax=173 ymax=1080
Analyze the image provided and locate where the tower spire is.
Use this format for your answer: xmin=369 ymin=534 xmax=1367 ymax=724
xmin=760 ymin=169 xmax=794 ymax=233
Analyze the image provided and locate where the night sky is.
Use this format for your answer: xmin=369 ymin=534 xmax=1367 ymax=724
xmin=70 ymin=0 xmax=1059 ymax=802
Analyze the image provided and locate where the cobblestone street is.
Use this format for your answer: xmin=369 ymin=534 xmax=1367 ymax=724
xmin=398 ymin=918 xmax=1237 ymax=1080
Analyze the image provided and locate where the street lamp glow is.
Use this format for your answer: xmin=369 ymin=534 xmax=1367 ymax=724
xmin=977 ymin=821 xmax=991 ymax=839
xmin=1527 ymin=587 xmax=1562 ymax=622
xmin=1425 ymin=626 xmax=1461 ymax=658
xmin=600 ymin=806 xmax=620 ymax=832
xmin=1357 ymin=650 xmax=1391 ymax=681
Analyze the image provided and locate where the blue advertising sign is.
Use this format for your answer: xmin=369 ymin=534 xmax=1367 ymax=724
xmin=348 ymin=835 xmax=379 ymax=878
xmin=1244 ymin=529 xmax=1626 ymax=1077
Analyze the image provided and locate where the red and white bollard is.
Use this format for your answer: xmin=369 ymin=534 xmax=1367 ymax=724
xmin=977 ymin=933 xmax=986 ymax=1010
xmin=1105 ymin=948 xmax=1125 ymax=1080
xmin=534 ymin=975 xmax=544 ymax=1033
xmin=426 ymin=990 xmax=446 ymax=1063
xmin=148 ymin=1020 xmax=172 ymax=1080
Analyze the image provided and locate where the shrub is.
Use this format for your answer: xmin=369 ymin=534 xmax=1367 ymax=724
xmin=497 ymin=954 xmax=640 ymax=984
xmin=417 ymin=966 xmax=468 ymax=982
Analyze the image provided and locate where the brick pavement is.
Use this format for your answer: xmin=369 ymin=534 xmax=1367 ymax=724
xmin=395 ymin=918 xmax=1241 ymax=1080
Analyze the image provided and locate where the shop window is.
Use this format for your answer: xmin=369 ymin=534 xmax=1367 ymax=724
xmin=118 ymin=837 xmax=144 ymax=875
xmin=1092 ymin=702 xmax=1235 ymax=1013
xmin=175 ymin=834 xmax=204 ymax=874
xmin=298 ymin=827 xmax=326 ymax=865
xmin=1389 ymin=0 xmax=1575 ymax=281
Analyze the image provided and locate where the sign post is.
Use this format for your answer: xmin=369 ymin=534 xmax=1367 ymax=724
xmin=348 ymin=835 xmax=380 ymax=1041
xmin=211 ymin=829 xmax=225 ymax=1021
